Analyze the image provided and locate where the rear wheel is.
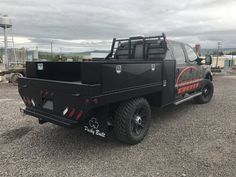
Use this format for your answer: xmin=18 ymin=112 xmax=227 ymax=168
xmin=114 ymin=98 xmax=151 ymax=145
xmin=194 ymin=79 xmax=214 ymax=104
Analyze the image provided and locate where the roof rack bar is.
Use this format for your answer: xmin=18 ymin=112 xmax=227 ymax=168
xmin=115 ymin=39 xmax=129 ymax=42
xmin=115 ymin=33 xmax=166 ymax=42
xmin=105 ymin=38 xmax=116 ymax=59
xmin=130 ymin=36 xmax=145 ymax=40
xmin=105 ymin=33 xmax=167 ymax=60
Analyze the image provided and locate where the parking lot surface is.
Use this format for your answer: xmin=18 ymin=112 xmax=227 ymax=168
xmin=0 ymin=76 xmax=235 ymax=177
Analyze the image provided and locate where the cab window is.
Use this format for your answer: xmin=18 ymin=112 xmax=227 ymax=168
xmin=185 ymin=45 xmax=198 ymax=61
xmin=172 ymin=43 xmax=186 ymax=64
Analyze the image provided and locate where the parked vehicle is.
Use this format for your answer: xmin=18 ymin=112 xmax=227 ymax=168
xmin=18 ymin=34 xmax=214 ymax=144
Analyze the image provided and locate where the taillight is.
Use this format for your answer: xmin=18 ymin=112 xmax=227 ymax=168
xmin=62 ymin=107 xmax=83 ymax=121
xmin=26 ymin=97 xmax=32 ymax=106
xmin=76 ymin=111 xmax=83 ymax=121
xmin=67 ymin=108 xmax=76 ymax=118
xmin=22 ymin=96 xmax=36 ymax=107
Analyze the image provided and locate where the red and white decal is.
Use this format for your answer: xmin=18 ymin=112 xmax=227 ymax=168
xmin=176 ymin=66 xmax=202 ymax=94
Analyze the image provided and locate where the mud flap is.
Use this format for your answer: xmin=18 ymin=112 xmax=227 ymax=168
xmin=81 ymin=109 xmax=109 ymax=140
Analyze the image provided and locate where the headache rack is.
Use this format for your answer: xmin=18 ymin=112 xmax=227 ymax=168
xmin=105 ymin=33 xmax=168 ymax=60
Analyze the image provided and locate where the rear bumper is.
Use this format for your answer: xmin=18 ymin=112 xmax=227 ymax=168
xmin=21 ymin=107 xmax=79 ymax=128
xmin=20 ymin=107 xmax=109 ymax=139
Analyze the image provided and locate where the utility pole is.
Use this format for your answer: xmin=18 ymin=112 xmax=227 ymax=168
xmin=35 ymin=46 xmax=39 ymax=61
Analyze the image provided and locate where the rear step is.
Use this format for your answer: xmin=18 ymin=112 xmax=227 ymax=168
xmin=174 ymin=92 xmax=202 ymax=105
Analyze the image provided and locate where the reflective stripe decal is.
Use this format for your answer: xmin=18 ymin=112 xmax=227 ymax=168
xmin=175 ymin=66 xmax=202 ymax=94
xmin=176 ymin=78 xmax=202 ymax=88
xmin=177 ymin=83 xmax=199 ymax=94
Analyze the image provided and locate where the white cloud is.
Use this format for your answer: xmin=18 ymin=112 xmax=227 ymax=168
xmin=14 ymin=37 xmax=31 ymax=44
xmin=0 ymin=0 xmax=235 ymax=51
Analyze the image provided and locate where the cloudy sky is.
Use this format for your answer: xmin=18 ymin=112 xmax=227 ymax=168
xmin=0 ymin=0 xmax=236 ymax=52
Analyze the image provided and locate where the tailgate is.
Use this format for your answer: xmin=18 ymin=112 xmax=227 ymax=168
xmin=18 ymin=77 xmax=101 ymax=120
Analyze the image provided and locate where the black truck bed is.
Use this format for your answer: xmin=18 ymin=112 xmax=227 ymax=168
xmin=24 ymin=60 xmax=163 ymax=94
xmin=19 ymin=60 xmax=163 ymax=119
xmin=18 ymin=34 xmax=170 ymax=129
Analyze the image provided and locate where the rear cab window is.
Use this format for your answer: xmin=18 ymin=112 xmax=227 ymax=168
xmin=115 ymin=40 xmax=167 ymax=60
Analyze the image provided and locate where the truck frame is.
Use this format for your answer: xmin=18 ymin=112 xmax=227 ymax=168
xmin=18 ymin=34 xmax=214 ymax=144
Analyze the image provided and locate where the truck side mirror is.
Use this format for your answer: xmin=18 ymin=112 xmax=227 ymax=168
xmin=205 ymin=55 xmax=212 ymax=65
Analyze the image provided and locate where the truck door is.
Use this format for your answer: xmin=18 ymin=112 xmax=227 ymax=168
xmin=172 ymin=42 xmax=202 ymax=96
xmin=170 ymin=42 xmax=194 ymax=96
xmin=182 ymin=44 xmax=203 ymax=92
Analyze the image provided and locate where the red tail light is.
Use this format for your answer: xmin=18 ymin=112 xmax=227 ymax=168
xmin=67 ymin=108 xmax=76 ymax=119
xmin=26 ymin=97 xmax=32 ymax=106
xmin=22 ymin=97 xmax=27 ymax=105
xmin=62 ymin=107 xmax=83 ymax=121
xmin=76 ymin=111 xmax=83 ymax=121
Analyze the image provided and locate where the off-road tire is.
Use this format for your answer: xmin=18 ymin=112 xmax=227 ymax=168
xmin=114 ymin=98 xmax=151 ymax=145
xmin=194 ymin=79 xmax=214 ymax=104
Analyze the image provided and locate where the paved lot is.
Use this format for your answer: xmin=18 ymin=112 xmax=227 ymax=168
xmin=0 ymin=76 xmax=235 ymax=177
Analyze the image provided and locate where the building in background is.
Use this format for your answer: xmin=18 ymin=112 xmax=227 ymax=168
xmin=0 ymin=47 xmax=38 ymax=64
xmin=9 ymin=48 xmax=26 ymax=64
xmin=27 ymin=50 xmax=39 ymax=61
xmin=211 ymin=56 xmax=235 ymax=68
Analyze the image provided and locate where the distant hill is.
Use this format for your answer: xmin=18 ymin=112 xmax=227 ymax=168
xmin=201 ymin=48 xmax=236 ymax=56
xmin=39 ymin=50 xmax=110 ymax=57
xmin=64 ymin=50 xmax=109 ymax=57
xmin=39 ymin=48 xmax=236 ymax=58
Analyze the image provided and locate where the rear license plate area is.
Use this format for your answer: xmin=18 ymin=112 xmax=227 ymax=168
xmin=42 ymin=99 xmax=54 ymax=110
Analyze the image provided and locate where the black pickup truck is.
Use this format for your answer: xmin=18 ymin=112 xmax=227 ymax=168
xmin=18 ymin=34 xmax=214 ymax=144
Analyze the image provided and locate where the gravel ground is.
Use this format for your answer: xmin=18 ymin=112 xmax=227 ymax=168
xmin=0 ymin=76 xmax=235 ymax=177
